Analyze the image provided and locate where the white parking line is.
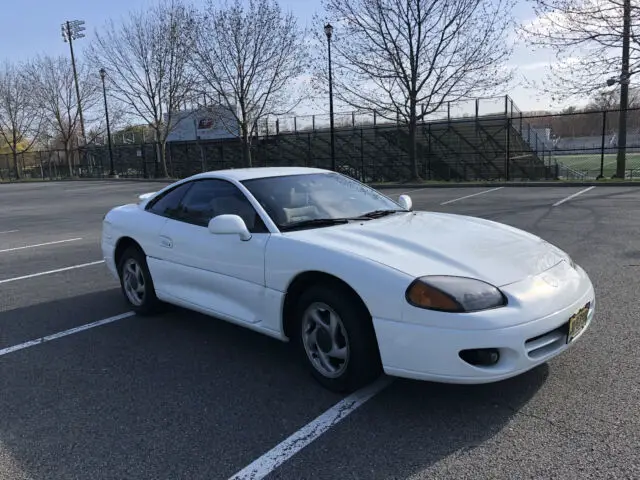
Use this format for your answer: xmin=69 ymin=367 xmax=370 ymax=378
xmin=0 ymin=230 xmax=18 ymax=234
xmin=0 ymin=238 xmax=82 ymax=253
xmin=552 ymin=186 xmax=596 ymax=207
xmin=0 ymin=312 xmax=135 ymax=358
xmin=0 ymin=260 xmax=105 ymax=285
xmin=440 ymin=187 xmax=504 ymax=205
xmin=228 ymin=376 xmax=393 ymax=480
xmin=398 ymin=186 xmax=431 ymax=195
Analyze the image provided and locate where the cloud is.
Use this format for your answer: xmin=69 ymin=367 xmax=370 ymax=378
xmin=518 ymin=61 xmax=551 ymax=71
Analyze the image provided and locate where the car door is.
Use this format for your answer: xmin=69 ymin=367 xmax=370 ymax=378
xmin=139 ymin=180 xmax=195 ymax=271
xmin=150 ymin=178 xmax=271 ymax=325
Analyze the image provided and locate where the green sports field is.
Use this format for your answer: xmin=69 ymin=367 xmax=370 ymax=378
xmin=552 ymin=152 xmax=640 ymax=178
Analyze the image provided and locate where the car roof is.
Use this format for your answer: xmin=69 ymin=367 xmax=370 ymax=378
xmin=186 ymin=166 xmax=331 ymax=182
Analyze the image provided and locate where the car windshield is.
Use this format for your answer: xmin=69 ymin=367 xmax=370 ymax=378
xmin=241 ymin=172 xmax=407 ymax=231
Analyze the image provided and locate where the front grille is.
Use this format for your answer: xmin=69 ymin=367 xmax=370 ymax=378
xmin=525 ymin=323 xmax=568 ymax=360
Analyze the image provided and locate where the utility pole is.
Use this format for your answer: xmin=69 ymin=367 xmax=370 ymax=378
xmin=62 ymin=20 xmax=87 ymax=146
xmin=615 ymin=0 xmax=631 ymax=179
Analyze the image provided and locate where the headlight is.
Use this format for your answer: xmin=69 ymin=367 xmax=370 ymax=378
xmin=405 ymin=276 xmax=507 ymax=313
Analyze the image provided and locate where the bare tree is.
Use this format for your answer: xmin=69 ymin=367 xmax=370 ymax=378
xmin=0 ymin=60 xmax=43 ymax=179
xmin=586 ymin=86 xmax=640 ymax=110
xmin=191 ymin=0 xmax=308 ymax=167
xmin=519 ymin=0 xmax=638 ymax=100
xmin=519 ymin=0 xmax=637 ymax=177
xmin=26 ymin=55 xmax=100 ymax=177
xmin=312 ymin=0 xmax=516 ymax=180
xmin=87 ymin=0 xmax=198 ymax=177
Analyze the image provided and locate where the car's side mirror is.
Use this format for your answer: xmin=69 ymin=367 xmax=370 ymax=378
xmin=208 ymin=214 xmax=252 ymax=241
xmin=398 ymin=194 xmax=413 ymax=211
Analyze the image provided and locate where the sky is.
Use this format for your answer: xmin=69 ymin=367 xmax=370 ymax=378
xmin=0 ymin=0 xmax=583 ymax=115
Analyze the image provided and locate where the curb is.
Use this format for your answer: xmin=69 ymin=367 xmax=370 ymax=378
xmin=372 ymin=181 xmax=640 ymax=188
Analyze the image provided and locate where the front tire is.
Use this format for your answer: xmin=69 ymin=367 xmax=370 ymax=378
xmin=294 ymin=284 xmax=383 ymax=393
xmin=117 ymin=245 xmax=163 ymax=315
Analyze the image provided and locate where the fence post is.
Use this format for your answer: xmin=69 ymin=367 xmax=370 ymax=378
xmin=519 ymin=112 xmax=523 ymax=133
xmin=599 ymin=110 xmax=607 ymax=179
xmin=360 ymin=128 xmax=365 ymax=181
xmin=427 ymin=122 xmax=432 ymax=180
xmin=142 ymin=144 xmax=148 ymax=178
xmin=505 ymin=115 xmax=511 ymax=181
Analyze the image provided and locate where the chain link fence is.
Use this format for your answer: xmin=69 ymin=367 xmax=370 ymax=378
xmin=3 ymin=100 xmax=640 ymax=183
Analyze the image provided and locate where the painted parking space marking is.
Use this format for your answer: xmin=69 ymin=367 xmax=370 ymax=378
xmin=440 ymin=187 xmax=504 ymax=205
xmin=0 ymin=312 xmax=135 ymax=358
xmin=552 ymin=186 xmax=596 ymax=207
xmin=0 ymin=238 xmax=82 ymax=253
xmin=0 ymin=260 xmax=105 ymax=285
xmin=398 ymin=186 xmax=433 ymax=195
xmin=228 ymin=376 xmax=393 ymax=480
xmin=0 ymin=230 xmax=19 ymax=234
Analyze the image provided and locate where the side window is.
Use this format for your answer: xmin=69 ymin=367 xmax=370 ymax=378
xmin=177 ymin=179 xmax=269 ymax=233
xmin=146 ymin=182 xmax=193 ymax=219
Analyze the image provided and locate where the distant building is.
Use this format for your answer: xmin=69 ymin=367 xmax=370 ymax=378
xmin=165 ymin=103 xmax=239 ymax=142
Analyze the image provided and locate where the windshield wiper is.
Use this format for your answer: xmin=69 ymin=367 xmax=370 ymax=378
xmin=279 ymin=210 xmax=407 ymax=231
xmin=357 ymin=209 xmax=407 ymax=219
xmin=279 ymin=218 xmax=351 ymax=232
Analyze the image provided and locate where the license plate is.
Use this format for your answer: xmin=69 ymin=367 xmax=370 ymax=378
xmin=567 ymin=302 xmax=590 ymax=344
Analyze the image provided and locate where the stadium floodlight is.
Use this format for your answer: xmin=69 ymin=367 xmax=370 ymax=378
xmin=61 ymin=19 xmax=87 ymax=147
xmin=61 ymin=20 xmax=86 ymax=42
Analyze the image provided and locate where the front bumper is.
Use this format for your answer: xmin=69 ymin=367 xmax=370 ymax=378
xmin=373 ymin=265 xmax=596 ymax=384
xmin=100 ymin=236 xmax=119 ymax=281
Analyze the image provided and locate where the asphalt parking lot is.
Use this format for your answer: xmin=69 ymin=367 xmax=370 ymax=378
xmin=1 ymin=180 xmax=639 ymax=480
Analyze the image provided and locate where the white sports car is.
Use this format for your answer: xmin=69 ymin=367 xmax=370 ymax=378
xmin=101 ymin=167 xmax=595 ymax=392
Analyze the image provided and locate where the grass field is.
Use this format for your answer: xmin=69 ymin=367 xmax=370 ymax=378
xmin=552 ymin=152 xmax=640 ymax=179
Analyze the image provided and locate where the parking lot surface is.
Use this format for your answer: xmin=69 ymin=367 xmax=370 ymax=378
xmin=0 ymin=180 xmax=638 ymax=479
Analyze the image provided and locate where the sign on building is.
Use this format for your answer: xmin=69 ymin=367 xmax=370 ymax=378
xmin=165 ymin=104 xmax=239 ymax=142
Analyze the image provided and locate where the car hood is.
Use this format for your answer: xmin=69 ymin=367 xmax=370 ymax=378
xmin=287 ymin=211 xmax=569 ymax=287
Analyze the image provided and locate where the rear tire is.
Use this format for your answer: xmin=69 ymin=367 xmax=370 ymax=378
xmin=293 ymin=284 xmax=382 ymax=393
xmin=117 ymin=245 xmax=163 ymax=315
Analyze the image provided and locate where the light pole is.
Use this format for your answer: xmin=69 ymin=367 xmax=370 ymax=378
xmin=100 ymin=68 xmax=116 ymax=178
xmin=324 ymin=23 xmax=336 ymax=172
xmin=61 ymin=20 xmax=87 ymax=146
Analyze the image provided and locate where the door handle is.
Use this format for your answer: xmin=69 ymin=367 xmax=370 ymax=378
xmin=160 ymin=236 xmax=173 ymax=248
